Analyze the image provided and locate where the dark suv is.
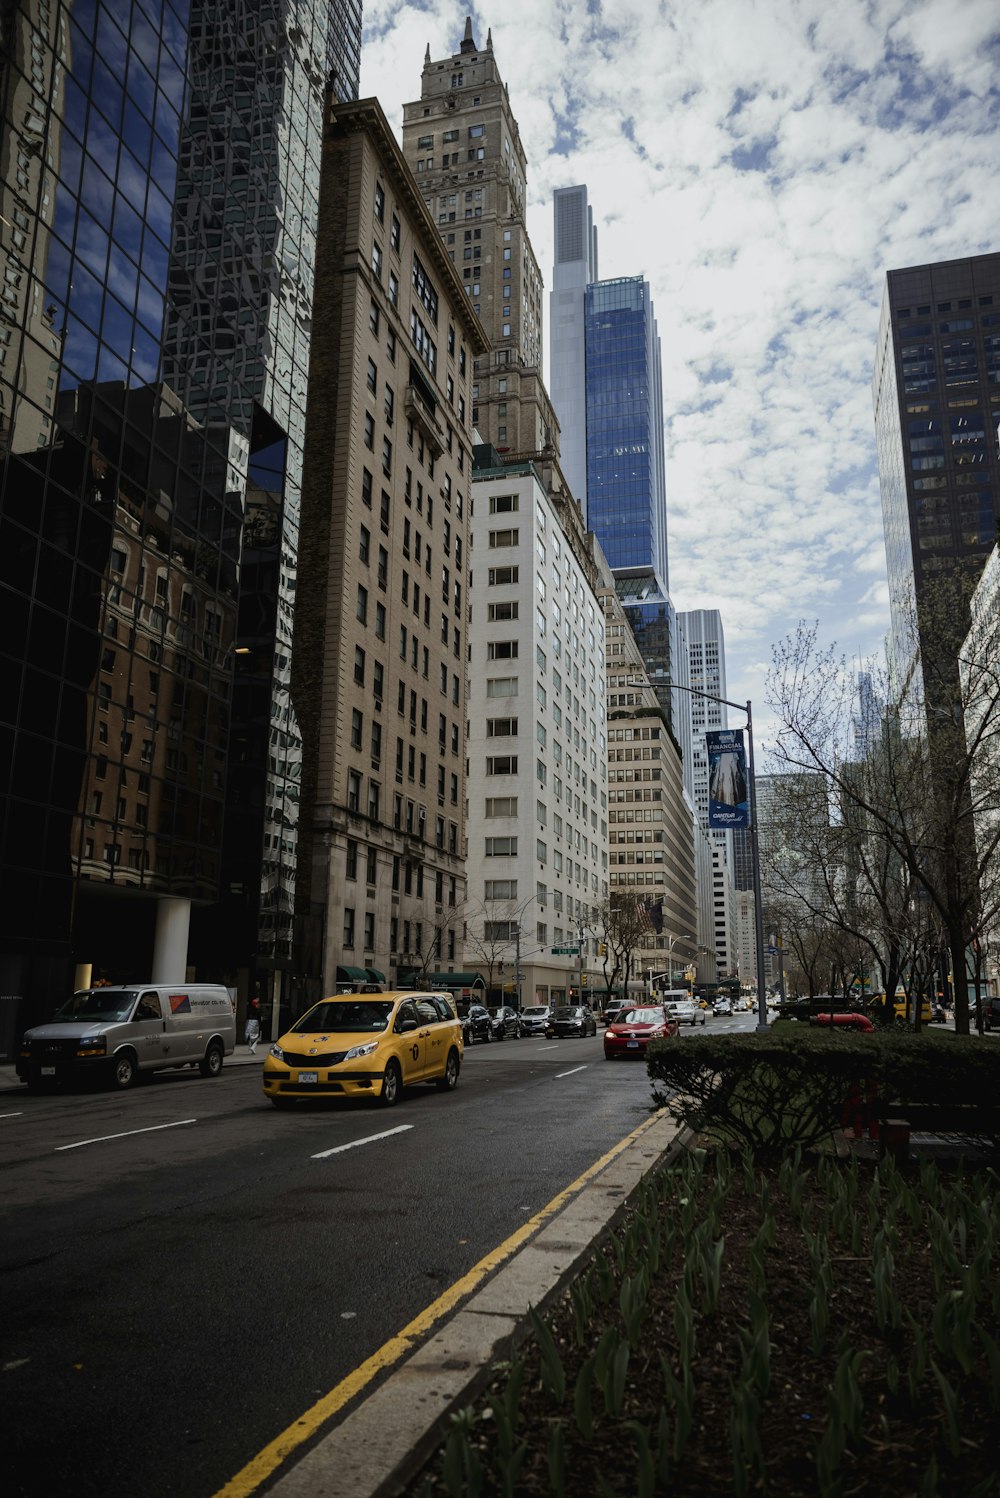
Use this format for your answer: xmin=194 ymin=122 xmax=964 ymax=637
xmin=488 ymin=1006 xmax=521 ymax=1040
xmin=460 ymin=1004 xmax=493 ymax=1045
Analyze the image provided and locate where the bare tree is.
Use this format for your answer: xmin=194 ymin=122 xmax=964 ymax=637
xmin=591 ymin=894 xmax=653 ymax=1009
xmin=463 ymin=896 xmax=542 ymax=1004
xmin=767 ymin=576 xmax=1000 ymax=1034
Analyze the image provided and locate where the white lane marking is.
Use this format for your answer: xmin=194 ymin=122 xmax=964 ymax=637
xmin=0 ymin=1112 xmax=24 ymax=1119
xmin=56 ymin=1119 xmax=197 ymax=1152
xmin=311 ymin=1124 xmax=413 ymax=1159
xmin=555 ymin=1065 xmax=588 ymax=1079
xmin=537 ymin=1044 xmax=559 ymax=1051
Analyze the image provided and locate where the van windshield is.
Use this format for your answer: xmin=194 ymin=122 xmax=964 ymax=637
xmin=293 ymin=1000 xmax=393 ymax=1033
xmin=55 ymin=990 xmax=140 ymax=1022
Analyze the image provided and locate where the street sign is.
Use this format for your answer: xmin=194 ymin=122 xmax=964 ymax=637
xmin=552 ymin=946 xmax=580 ymax=956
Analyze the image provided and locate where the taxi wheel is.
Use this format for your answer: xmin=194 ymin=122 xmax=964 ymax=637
xmin=436 ymin=1048 xmax=460 ymax=1092
xmin=270 ymin=1096 xmax=293 ymax=1109
xmin=380 ymin=1059 xmax=402 ymax=1107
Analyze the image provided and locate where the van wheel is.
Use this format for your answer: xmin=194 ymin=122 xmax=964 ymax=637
xmin=111 ymin=1051 xmax=138 ymax=1090
xmin=380 ymin=1059 xmax=402 ymax=1107
xmin=199 ymin=1041 xmax=224 ymax=1078
xmin=436 ymin=1048 xmax=460 ymax=1092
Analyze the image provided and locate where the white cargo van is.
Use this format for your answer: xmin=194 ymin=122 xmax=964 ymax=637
xmin=16 ymin=984 xmax=236 ymax=1091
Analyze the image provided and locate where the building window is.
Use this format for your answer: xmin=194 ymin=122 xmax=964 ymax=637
xmin=374 ymin=182 xmax=385 ymax=221
xmin=343 ymin=908 xmax=355 ymax=947
xmin=354 ymin=646 xmax=366 ymax=685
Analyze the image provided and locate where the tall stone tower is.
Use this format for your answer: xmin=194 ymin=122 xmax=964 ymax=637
xmin=401 ymin=17 xmax=558 ymax=459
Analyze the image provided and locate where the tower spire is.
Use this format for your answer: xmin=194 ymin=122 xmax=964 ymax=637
xmin=460 ymin=16 xmax=477 ymax=54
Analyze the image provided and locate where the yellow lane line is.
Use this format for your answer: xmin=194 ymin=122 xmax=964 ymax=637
xmin=211 ymin=1111 xmax=662 ymax=1498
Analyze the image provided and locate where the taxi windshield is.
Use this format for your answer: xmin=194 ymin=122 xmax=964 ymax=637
xmin=55 ymin=990 xmax=139 ymax=1022
xmin=293 ymin=1000 xmax=393 ymax=1033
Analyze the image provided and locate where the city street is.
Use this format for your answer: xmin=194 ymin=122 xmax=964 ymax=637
xmin=0 ymin=1028 xmax=687 ymax=1498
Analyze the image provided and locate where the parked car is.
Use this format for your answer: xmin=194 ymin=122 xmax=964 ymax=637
xmin=604 ymin=1005 xmax=678 ymax=1059
xmin=664 ymin=997 xmax=706 ymax=1027
xmin=518 ymin=1004 xmax=552 ymax=1036
xmin=488 ymin=1005 xmax=521 ymax=1040
xmin=262 ymin=991 xmax=463 ymax=1108
xmin=461 ymin=1003 xmax=494 ymax=1045
xmin=552 ymin=1004 xmax=598 ymax=1038
xmin=601 ymin=998 xmax=629 ymax=1026
xmin=17 ymin=983 xmax=236 ymax=1092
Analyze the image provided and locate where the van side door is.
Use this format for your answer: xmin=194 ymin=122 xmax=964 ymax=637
xmin=129 ymin=990 xmax=166 ymax=1068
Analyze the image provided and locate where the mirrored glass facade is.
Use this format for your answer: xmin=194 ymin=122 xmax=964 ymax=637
xmin=0 ymin=0 xmax=362 ymax=1044
xmin=584 ymin=276 xmax=668 ymax=582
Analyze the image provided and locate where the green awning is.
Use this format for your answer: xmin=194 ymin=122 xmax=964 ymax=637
xmin=366 ymin=967 xmax=385 ymax=983
xmin=425 ymin=972 xmax=485 ymax=989
xmin=336 ymin=966 xmax=370 ymax=982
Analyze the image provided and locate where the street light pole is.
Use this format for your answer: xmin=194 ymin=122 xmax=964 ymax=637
xmin=666 ymin=932 xmax=695 ymax=986
xmin=663 ymin=682 xmax=770 ymax=1034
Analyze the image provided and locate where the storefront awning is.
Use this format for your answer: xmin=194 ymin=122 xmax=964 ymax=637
xmin=336 ymin=965 xmax=370 ymax=982
xmin=365 ymin=967 xmax=385 ymax=983
xmin=423 ymin=972 xmax=485 ymax=990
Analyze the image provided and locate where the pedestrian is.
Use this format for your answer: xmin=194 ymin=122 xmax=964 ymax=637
xmin=245 ymin=996 xmax=262 ymax=1054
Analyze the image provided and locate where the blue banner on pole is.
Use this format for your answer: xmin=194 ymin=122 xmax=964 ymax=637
xmin=705 ymin=729 xmax=750 ymax=829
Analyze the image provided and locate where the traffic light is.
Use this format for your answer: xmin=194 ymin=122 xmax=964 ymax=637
xmin=581 ymin=973 xmax=588 ymax=987
xmin=598 ymin=942 xmax=607 ymax=956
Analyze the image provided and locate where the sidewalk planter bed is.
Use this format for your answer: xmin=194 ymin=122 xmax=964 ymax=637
xmin=645 ymin=1031 xmax=1000 ymax=1156
xmin=407 ymin=1148 xmax=1000 ymax=1498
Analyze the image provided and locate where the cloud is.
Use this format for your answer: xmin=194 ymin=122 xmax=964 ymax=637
xmin=360 ymin=0 xmax=1000 ymax=735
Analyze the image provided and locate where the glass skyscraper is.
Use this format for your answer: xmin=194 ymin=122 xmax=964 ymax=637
xmin=874 ymin=253 xmax=1000 ymax=696
xmin=584 ymin=276 xmax=668 ymax=583
xmin=0 ymin=0 xmax=362 ymax=1045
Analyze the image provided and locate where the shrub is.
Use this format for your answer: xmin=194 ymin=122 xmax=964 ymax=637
xmin=646 ymin=1030 xmax=1000 ymax=1154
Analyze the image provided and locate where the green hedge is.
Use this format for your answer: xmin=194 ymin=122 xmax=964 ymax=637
xmin=646 ymin=1030 xmax=1000 ymax=1154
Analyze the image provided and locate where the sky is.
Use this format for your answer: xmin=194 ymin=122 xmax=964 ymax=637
xmin=360 ymin=0 xmax=1000 ymax=745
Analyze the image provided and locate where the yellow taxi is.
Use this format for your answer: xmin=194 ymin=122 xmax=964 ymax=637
xmin=263 ymin=991 xmax=463 ymax=1108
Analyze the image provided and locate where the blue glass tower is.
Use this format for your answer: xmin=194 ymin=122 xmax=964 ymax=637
xmin=584 ymin=276 xmax=668 ymax=584
xmin=550 ymin=195 xmax=674 ymax=723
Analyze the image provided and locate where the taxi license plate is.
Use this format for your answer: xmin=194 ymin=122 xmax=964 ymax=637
xmin=41 ymin=1066 xmax=57 ymax=1075
xmin=297 ymin=1071 xmax=318 ymax=1084
xmin=626 ymin=1041 xmax=639 ymax=1049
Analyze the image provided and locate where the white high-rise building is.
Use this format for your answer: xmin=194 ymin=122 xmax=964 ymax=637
xmin=464 ymin=454 xmax=609 ymax=1006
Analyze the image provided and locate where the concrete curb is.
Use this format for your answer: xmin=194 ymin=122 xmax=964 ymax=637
xmin=266 ymin=1110 xmax=687 ymax=1498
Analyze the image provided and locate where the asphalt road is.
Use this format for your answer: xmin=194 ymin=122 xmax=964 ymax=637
xmin=0 ymin=1027 xmax=683 ymax=1498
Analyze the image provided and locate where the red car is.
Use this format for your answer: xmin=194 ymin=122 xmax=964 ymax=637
xmin=604 ymin=1005 xmax=678 ymax=1059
